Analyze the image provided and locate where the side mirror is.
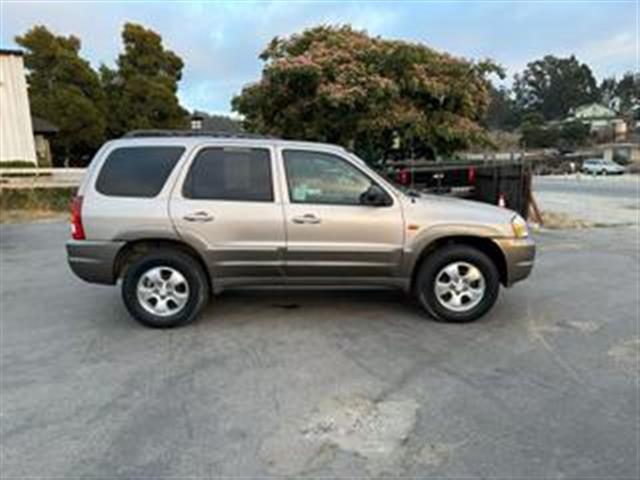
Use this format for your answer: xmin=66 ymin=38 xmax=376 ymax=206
xmin=360 ymin=184 xmax=391 ymax=206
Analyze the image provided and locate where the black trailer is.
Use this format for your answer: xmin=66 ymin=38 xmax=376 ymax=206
xmin=382 ymin=158 xmax=532 ymax=218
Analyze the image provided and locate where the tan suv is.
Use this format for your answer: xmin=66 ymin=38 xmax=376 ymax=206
xmin=66 ymin=132 xmax=535 ymax=328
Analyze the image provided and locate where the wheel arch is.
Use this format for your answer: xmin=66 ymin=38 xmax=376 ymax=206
xmin=410 ymin=235 xmax=508 ymax=292
xmin=114 ymin=238 xmax=212 ymax=292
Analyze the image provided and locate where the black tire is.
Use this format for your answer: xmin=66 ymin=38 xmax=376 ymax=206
xmin=415 ymin=245 xmax=500 ymax=323
xmin=122 ymin=249 xmax=210 ymax=328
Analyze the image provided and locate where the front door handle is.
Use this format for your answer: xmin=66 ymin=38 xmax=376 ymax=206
xmin=183 ymin=211 xmax=214 ymax=222
xmin=292 ymin=213 xmax=321 ymax=225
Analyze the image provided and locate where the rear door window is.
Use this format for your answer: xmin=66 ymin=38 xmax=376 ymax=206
xmin=182 ymin=147 xmax=273 ymax=202
xmin=95 ymin=146 xmax=185 ymax=197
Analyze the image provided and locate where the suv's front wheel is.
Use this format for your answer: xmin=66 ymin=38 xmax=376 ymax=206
xmin=415 ymin=245 xmax=500 ymax=323
xmin=122 ymin=249 xmax=210 ymax=328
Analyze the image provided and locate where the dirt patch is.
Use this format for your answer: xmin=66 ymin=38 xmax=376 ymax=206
xmin=541 ymin=211 xmax=593 ymax=229
xmin=0 ymin=209 xmax=67 ymax=224
xmin=260 ymin=394 xmax=418 ymax=475
xmin=415 ymin=441 xmax=467 ymax=467
xmin=565 ymin=320 xmax=602 ymax=334
xmin=416 ymin=443 xmax=451 ymax=467
xmin=529 ymin=316 xmax=603 ymax=340
xmin=527 ymin=314 xmax=564 ymax=341
xmin=608 ymin=338 xmax=640 ymax=373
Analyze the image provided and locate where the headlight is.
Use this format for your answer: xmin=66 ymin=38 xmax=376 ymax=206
xmin=511 ymin=214 xmax=529 ymax=238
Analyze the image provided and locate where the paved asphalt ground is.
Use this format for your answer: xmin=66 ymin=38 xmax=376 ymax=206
xmin=2 ymin=211 xmax=638 ymax=476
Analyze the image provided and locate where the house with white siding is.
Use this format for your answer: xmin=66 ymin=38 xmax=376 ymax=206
xmin=0 ymin=49 xmax=37 ymax=164
xmin=566 ymin=102 xmax=627 ymax=139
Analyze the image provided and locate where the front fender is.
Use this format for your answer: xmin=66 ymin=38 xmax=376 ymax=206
xmin=400 ymin=222 xmax=508 ymax=278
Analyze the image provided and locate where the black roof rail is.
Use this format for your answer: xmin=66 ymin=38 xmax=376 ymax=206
xmin=122 ymin=129 xmax=276 ymax=140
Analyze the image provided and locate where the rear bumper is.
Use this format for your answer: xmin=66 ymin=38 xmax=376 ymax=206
xmin=494 ymin=237 xmax=536 ymax=286
xmin=66 ymin=240 xmax=124 ymax=285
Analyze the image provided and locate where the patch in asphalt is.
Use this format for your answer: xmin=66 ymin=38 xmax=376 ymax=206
xmin=608 ymin=337 xmax=640 ymax=373
xmin=260 ymin=394 xmax=418 ymax=474
xmin=414 ymin=441 xmax=467 ymax=467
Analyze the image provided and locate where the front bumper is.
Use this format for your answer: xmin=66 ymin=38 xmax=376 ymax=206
xmin=66 ymin=240 xmax=125 ymax=285
xmin=494 ymin=237 xmax=536 ymax=286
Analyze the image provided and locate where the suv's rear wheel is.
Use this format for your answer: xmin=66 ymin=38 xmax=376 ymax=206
xmin=122 ymin=249 xmax=209 ymax=328
xmin=415 ymin=245 xmax=499 ymax=323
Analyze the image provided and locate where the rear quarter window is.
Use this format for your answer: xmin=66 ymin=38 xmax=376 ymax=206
xmin=95 ymin=146 xmax=185 ymax=197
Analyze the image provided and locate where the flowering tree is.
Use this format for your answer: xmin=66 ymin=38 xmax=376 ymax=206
xmin=232 ymin=25 xmax=501 ymax=162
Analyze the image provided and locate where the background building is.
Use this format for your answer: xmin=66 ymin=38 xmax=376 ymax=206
xmin=567 ymin=102 xmax=627 ymax=139
xmin=0 ymin=49 xmax=37 ymax=165
xmin=31 ymin=116 xmax=58 ymax=167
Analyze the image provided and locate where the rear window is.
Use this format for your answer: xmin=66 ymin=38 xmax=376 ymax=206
xmin=182 ymin=147 xmax=273 ymax=202
xmin=95 ymin=146 xmax=185 ymax=197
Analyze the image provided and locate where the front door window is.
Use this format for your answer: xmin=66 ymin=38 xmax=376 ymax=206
xmin=282 ymin=150 xmax=373 ymax=205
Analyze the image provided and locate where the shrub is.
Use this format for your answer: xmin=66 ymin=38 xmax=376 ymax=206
xmin=0 ymin=187 xmax=75 ymax=212
xmin=0 ymin=161 xmax=37 ymax=169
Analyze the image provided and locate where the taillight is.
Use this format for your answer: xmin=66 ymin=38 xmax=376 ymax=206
xmin=397 ymin=168 xmax=410 ymax=186
xmin=468 ymin=167 xmax=476 ymax=185
xmin=70 ymin=196 xmax=85 ymax=240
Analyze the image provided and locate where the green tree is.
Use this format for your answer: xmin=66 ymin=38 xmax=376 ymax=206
xmin=101 ymin=23 xmax=188 ymax=137
xmin=558 ymin=120 xmax=590 ymax=149
xmin=613 ymin=72 xmax=639 ymax=114
xmin=16 ymin=25 xmax=106 ymax=165
xmin=232 ymin=25 xmax=501 ymax=162
xmin=599 ymin=76 xmax=618 ymax=108
xmin=521 ymin=118 xmax=590 ymax=150
xmin=483 ymin=85 xmax=519 ymax=131
xmin=514 ymin=55 xmax=599 ymax=120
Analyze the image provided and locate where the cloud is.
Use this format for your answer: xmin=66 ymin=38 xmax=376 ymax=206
xmin=1 ymin=0 xmax=636 ymax=112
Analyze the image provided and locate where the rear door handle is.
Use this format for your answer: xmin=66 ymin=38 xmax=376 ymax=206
xmin=292 ymin=213 xmax=321 ymax=224
xmin=183 ymin=211 xmax=214 ymax=222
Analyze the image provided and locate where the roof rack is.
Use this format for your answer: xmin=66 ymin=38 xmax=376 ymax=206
xmin=122 ymin=129 xmax=275 ymax=140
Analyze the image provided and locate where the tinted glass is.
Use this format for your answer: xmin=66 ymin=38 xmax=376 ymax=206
xmin=283 ymin=150 xmax=372 ymax=205
xmin=183 ymin=147 xmax=273 ymax=201
xmin=96 ymin=146 xmax=184 ymax=197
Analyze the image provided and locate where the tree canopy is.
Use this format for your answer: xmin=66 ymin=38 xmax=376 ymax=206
xmin=483 ymin=85 xmax=519 ymax=131
xmin=101 ymin=23 xmax=188 ymax=137
xmin=232 ymin=25 xmax=501 ymax=161
xmin=514 ymin=55 xmax=599 ymax=120
xmin=14 ymin=22 xmax=635 ymax=165
xmin=600 ymin=73 xmax=639 ymax=115
xmin=16 ymin=25 xmax=107 ymax=164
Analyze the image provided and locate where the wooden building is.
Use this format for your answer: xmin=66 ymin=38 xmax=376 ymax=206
xmin=0 ymin=49 xmax=37 ymax=165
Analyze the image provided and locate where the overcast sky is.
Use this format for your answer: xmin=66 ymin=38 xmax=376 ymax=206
xmin=1 ymin=0 xmax=637 ymax=114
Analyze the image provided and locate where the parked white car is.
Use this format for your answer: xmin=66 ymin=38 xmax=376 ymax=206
xmin=581 ymin=159 xmax=626 ymax=175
